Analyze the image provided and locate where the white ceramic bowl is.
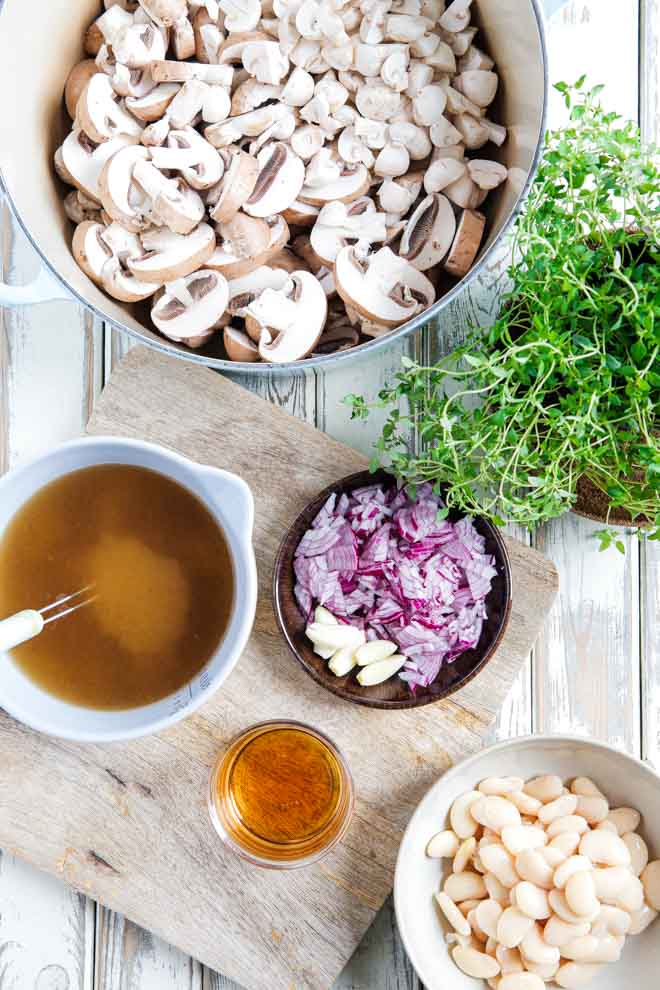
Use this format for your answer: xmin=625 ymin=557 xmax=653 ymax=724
xmin=0 ymin=437 xmax=257 ymax=742
xmin=394 ymin=735 xmax=660 ymax=990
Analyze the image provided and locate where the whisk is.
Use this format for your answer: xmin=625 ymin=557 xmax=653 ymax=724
xmin=0 ymin=586 xmax=97 ymax=651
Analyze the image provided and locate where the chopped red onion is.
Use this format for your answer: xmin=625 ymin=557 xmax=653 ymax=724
xmin=294 ymin=482 xmax=499 ymax=691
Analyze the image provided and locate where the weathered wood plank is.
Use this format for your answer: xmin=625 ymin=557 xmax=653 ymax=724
xmin=0 ymin=203 xmax=101 ymax=990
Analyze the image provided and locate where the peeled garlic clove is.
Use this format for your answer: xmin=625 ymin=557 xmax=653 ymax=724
xmin=356 ymin=653 xmax=406 ymax=685
xmin=328 ymin=645 xmax=357 ymax=676
xmin=305 ymin=621 xmax=364 ymax=650
xmin=314 ymin=605 xmax=337 ymax=624
xmin=354 ymin=639 xmax=398 ymax=665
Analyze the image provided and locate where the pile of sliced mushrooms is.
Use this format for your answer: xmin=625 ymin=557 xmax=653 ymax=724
xmin=56 ymin=0 xmax=508 ymax=363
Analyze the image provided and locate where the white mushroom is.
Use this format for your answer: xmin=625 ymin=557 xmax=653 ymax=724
xmin=202 ymin=84 xmax=233 ymax=123
xmin=208 ymin=211 xmax=287 ymax=275
xmin=166 ymin=79 xmax=209 ymax=128
xmin=224 ymin=324 xmax=260 ymax=360
xmin=374 ymin=143 xmax=410 ymax=178
xmin=84 ymin=4 xmax=134 ymax=55
xmin=354 ymin=42 xmax=408 ymax=77
xmin=207 ymin=149 xmax=259 ymax=221
xmin=281 ymin=66 xmax=315 ymax=106
xmin=424 ymin=39 xmax=456 ymax=72
xmin=405 ymin=60 xmax=433 ymax=98
xmin=72 ymin=220 xmax=114 ymax=284
xmin=409 ymin=31 xmax=441 ymax=58
xmin=356 ymin=82 xmax=401 ymax=122
xmin=64 ymin=60 xmax=101 ymax=119
xmin=193 ymin=6 xmax=224 ymax=63
xmin=171 ymin=14 xmax=196 ymax=60
xmin=454 ymin=69 xmax=498 ymax=107
xmin=439 ymin=0 xmax=472 ymax=34
xmin=151 ymin=127 xmax=225 ymax=189
xmin=242 ymin=39 xmax=290 ymax=83
xmin=126 ymin=82 xmax=180 ymax=121
xmin=205 ymin=103 xmax=291 ymax=145
xmin=424 ymin=155 xmax=465 ymax=192
xmin=353 ymin=116 xmax=388 ymax=149
xmin=429 ymin=114 xmax=463 ymax=148
xmin=310 ymin=197 xmax=387 ymax=264
xmin=127 ymin=223 xmax=216 ymax=281
xmin=281 ymin=199 xmax=320 ymax=226
xmin=152 ymin=60 xmax=234 ymax=85
xmin=98 ymin=145 xmax=154 ymax=230
xmin=226 ymin=264 xmax=290 ymax=320
xmin=468 ymin=159 xmax=508 ymax=190
xmin=112 ymin=22 xmax=168 ymax=67
xmin=244 ymin=271 xmax=327 ymax=362
xmin=230 ymin=77 xmax=281 ymax=114
xmin=412 ymin=83 xmax=447 ymax=126
xmin=291 ymin=124 xmax=327 ymax=160
xmin=219 ymin=0 xmax=262 ymax=33
xmin=138 ymin=0 xmax=187 ymax=26
xmin=458 ymin=44 xmax=495 ymax=72
xmin=334 ymin=243 xmax=435 ymax=327
xmin=64 ymin=189 xmax=103 ymax=225
xmin=299 ymin=161 xmax=370 ymax=204
xmin=453 ymin=112 xmax=490 ymax=149
xmin=443 ymin=207 xmax=485 ymax=277
xmin=242 ymin=141 xmax=305 ymax=216
xmin=152 ymin=269 xmax=230 ymax=345
xmin=77 ymin=73 xmax=143 ymax=143
xmin=377 ymin=173 xmax=422 ymax=215
xmin=132 ymin=158 xmax=207 ymax=232
xmin=381 ymin=50 xmax=409 ymax=92
xmin=443 ymin=169 xmax=485 ymax=208
xmin=385 ymin=13 xmax=432 ymax=42
xmin=399 ymin=192 xmax=456 ymax=269
xmin=102 ymin=254 xmax=163 ymax=301
xmin=55 ymin=131 xmax=137 ymax=203
xmin=388 ymin=121 xmax=431 ymax=159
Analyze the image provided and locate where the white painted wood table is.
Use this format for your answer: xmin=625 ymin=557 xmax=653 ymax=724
xmin=0 ymin=2 xmax=658 ymax=988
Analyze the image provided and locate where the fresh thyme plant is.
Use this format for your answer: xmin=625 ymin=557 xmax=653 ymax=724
xmin=347 ymin=81 xmax=660 ymax=549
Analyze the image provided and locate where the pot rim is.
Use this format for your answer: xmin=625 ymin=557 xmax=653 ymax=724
xmin=0 ymin=0 xmax=549 ymax=375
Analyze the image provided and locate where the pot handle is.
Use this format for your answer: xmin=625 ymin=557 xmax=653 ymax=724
xmin=196 ymin=465 xmax=255 ymax=546
xmin=0 ymin=265 xmax=72 ymax=307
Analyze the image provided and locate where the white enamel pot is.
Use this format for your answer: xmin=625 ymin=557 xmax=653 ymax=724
xmin=0 ymin=0 xmax=555 ymax=374
xmin=0 ymin=437 xmax=257 ymax=742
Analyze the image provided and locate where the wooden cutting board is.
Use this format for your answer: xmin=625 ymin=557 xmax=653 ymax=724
xmin=0 ymin=347 xmax=558 ymax=990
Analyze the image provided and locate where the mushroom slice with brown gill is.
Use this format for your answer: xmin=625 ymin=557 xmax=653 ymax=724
xmin=64 ymin=189 xmax=103 ymax=225
xmin=98 ymin=145 xmax=154 ymax=231
xmin=299 ymin=161 xmax=370 ymax=206
xmin=399 ymin=193 xmax=456 ymax=270
xmin=55 ymin=132 xmax=138 ymax=204
xmin=127 ymin=222 xmax=216 ymax=282
xmin=125 ymin=82 xmax=180 ymax=121
xmin=97 ymin=222 xmax=163 ymax=302
xmin=64 ymin=60 xmax=101 ymax=119
xmin=309 ymin=197 xmax=387 ymax=265
xmin=151 ymin=60 xmax=235 ymax=86
xmin=152 ymin=269 xmax=230 ymax=345
xmin=131 ymin=158 xmax=206 ymax=233
xmin=76 ymin=73 xmax=144 ymax=143
xmin=242 ymin=142 xmax=305 ymax=218
xmin=207 ymin=211 xmax=271 ymax=277
xmin=150 ymin=127 xmax=225 ymax=189
xmin=443 ymin=207 xmax=486 ymax=278
xmin=207 ymin=150 xmax=259 ymax=222
xmin=72 ymin=221 xmax=114 ymax=284
xmin=243 ymin=270 xmax=327 ymax=363
xmin=334 ymin=243 xmax=435 ymax=328
xmin=224 ymin=324 xmax=260 ymax=361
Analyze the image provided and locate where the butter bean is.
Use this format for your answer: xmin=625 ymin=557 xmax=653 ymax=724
xmin=450 ymin=790 xmax=482 ymax=839
xmin=496 ymin=906 xmax=534 ymax=949
xmin=479 ymin=776 xmax=525 ymax=796
xmin=426 ymin=829 xmax=459 ymax=858
xmin=499 ymin=975 xmax=545 ymax=990
xmin=541 ymin=845 xmax=568 ymax=868
xmin=471 ymin=795 xmax=521 ymax=833
xmin=607 ymin=807 xmax=641 ymax=836
xmin=515 ymin=850 xmax=554 ymax=890
xmin=538 ymin=794 xmax=578 ymax=824
xmin=496 ymin=944 xmax=524 ymax=974
xmin=623 ymin=831 xmax=648 ymax=876
xmin=570 ymin=777 xmax=605 ymax=799
xmin=596 ymin=820 xmax=618 ymax=833
xmin=628 ymin=903 xmax=659 ymax=934
xmin=485 ymin=872 xmax=511 ymax=906
xmin=519 ymin=921 xmax=560 ymax=966
xmin=451 ymin=944 xmax=500 ymax=979
xmin=590 ymin=904 xmax=631 ymax=936
xmin=458 ymin=898 xmax=482 ymax=916
xmin=514 ymin=881 xmax=550 ymax=920
xmin=546 ymin=815 xmax=589 ymax=838
xmin=453 ymin=836 xmax=477 ymax=874
xmin=523 ymin=775 xmax=564 ymax=804
xmin=549 ymin=888 xmax=597 ymax=925
xmin=444 ymin=870 xmax=487 ymax=902
xmin=554 ymin=856 xmax=594 ymax=890
xmin=521 ymin=958 xmax=559 ymax=980
xmin=560 ymin=935 xmax=600 ymax=961
xmin=501 ymin=825 xmax=547 ymax=856
xmin=555 ymin=962 xmax=603 ymax=988
xmin=475 ymin=898 xmax=503 ymax=939
xmin=565 ymin=872 xmax=600 ymax=917
xmin=543 ymin=915 xmax=591 ymax=947
xmin=574 ymin=794 xmax=609 ymax=824
xmin=480 ymin=843 xmax=519 ymax=888
xmin=584 ymin=934 xmax=624 ymax=963
xmin=641 ymin=859 xmax=660 ymax=910
xmin=579 ymin=829 xmax=631 ymax=867
xmin=435 ymin=891 xmax=471 ymax=936
xmin=592 ymin=866 xmax=630 ymax=901
xmin=508 ymin=790 xmax=542 ymax=817
xmin=549 ymin=832 xmax=581 ymax=857
xmin=467 ymin=907 xmax=488 ymax=942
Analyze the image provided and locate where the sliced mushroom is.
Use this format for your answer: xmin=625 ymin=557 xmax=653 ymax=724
xmin=243 ymin=270 xmax=327 ymax=362
xmin=452 ymin=112 xmax=489 ymax=150
xmin=468 ymin=159 xmax=508 ymax=190
xmin=399 ymin=193 xmax=456 ymax=270
xmin=424 ymin=156 xmax=466 ymax=193
xmin=243 ymin=142 xmax=305 ymax=217
xmin=139 ymin=0 xmax=187 ymax=27
xmin=98 ymin=144 xmax=154 ymax=231
xmin=444 ymin=207 xmax=485 ymax=277
xmin=151 ymin=60 xmax=234 ymax=85
xmin=127 ymin=223 xmax=216 ymax=282
xmin=439 ymin=0 xmax=472 ymax=34
xmin=299 ymin=162 xmax=370 ymax=205
xmin=132 ymin=158 xmax=206 ymax=232
xmin=310 ymin=196 xmax=387 ymax=264
xmin=374 ymin=143 xmax=410 ymax=178
xmin=102 ymin=254 xmax=163 ymax=301
xmin=281 ymin=66 xmax=315 ymax=106
xmin=84 ymin=5 xmax=134 ymax=56
xmin=227 ymin=264 xmax=290 ymax=310
xmin=216 ymin=30 xmax=272 ymax=63
xmin=482 ymin=118 xmax=507 ymax=146
xmin=77 ymin=73 xmax=143 ymax=143
xmin=224 ymin=324 xmax=259 ymax=360
xmin=204 ymin=103 xmax=290 ymax=146
xmin=458 ymin=44 xmax=495 ymax=72
xmin=411 ymin=83 xmax=447 ymax=126
xmin=167 ymin=79 xmax=209 ymax=128
xmin=55 ymin=131 xmax=137 ymax=203
xmin=72 ymin=220 xmax=114 ymax=284
xmin=230 ymin=77 xmax=280 ymax=115
xmin=125 ymin=82 xmax=180 ymax=121
xmin=454 ymin=69 xmax=498 ymax=107
xmin=387 ymin=121 xmax=431 ymax=160
xmin=443 ymin=170 xmax=486 ymax=209
xmin=63 ymin=189 xmax=103 ymax=225
xmin=207 ymin=211 xmax=271 ymax=276
xmin=281 ymin=199 xmax=319 ymax=226
xmin=152 ymin=269 xmax=230 ymax=344
xmin=356 ymin=81 xmax=401 ymax=122
xmin=269 ymin=248 xmax=306 ymax=274
xmin=377 ymin=173 xmax=422 ymax=214
xmin=193 ymin=6 xmax=224 ymax=63
xmin=151 ymin=127 xmax=225 ymax=189
xmin=112 ymin=22 xmax=168 ymax=68
xmin=429 ymin=115 xmax=463 ymax=148
xmin=242 ymin=39 xmax=290 ymax=84
xmin=291 ymin=125 xmax=326 ymax=161
xmin=172 ymin=14 xmax=196 ymax=60
xmin=313 ymin=317 xmax=359 ymax=354
xmin=334 ymin=243 xmax=435 ymax=327
xmin=107 ymin=61 xmax=158 ymax=101
xmin=219 ymin=0 xmax=262 ymax=34
xmin=64 ymin=60 xmax=101 ymax=119
xmin=207 ymin=149 xmax=259 ymax=221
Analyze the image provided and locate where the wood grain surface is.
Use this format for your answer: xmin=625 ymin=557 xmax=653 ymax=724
xmin=0 ymin=347 xmax=556 ymax=990
xmin=1 ymin=2 xmax=658 ymax=988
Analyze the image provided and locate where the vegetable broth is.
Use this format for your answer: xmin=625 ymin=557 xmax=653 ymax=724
xmin=0 ymin=464 xmax=233 ymax=709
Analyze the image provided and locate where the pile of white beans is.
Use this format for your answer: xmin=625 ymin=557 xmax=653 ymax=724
xmin=426 ymin=774 xmax=660 ymax=989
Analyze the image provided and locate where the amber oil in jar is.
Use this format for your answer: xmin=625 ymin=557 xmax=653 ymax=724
xmin=209 ymin=720 xmax=354 ymax=868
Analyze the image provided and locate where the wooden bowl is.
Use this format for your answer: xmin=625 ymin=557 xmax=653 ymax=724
xmin=272 ymin=470 xmax=513 ymax=710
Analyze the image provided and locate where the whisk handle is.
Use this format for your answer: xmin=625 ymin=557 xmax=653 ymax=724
xmin=0 ymin=610 xmax=44 ymax=651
